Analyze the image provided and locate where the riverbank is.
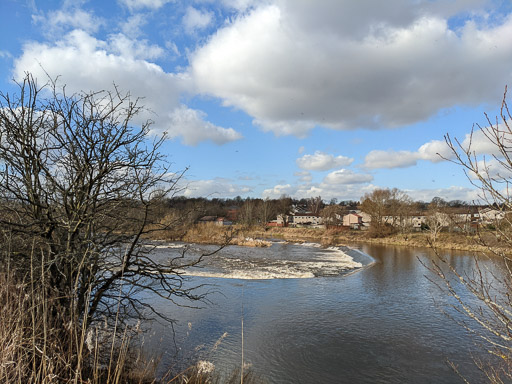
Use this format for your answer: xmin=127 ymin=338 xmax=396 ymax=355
xmin=178 ymin=224 xmax=502 ymax=254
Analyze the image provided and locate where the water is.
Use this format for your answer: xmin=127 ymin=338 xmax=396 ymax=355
xmin=145 ymin=241 xmax=496 ymax=383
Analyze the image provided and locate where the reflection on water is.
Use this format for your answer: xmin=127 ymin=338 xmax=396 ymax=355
xmin=146 ymin=242 xmax=492 ymax=383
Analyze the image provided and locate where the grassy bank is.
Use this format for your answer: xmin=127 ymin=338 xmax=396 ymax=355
xmin=178 ymin=224 xmax=499 ymax=254
xmin=179 ymin=223 xmax=271 ymax=247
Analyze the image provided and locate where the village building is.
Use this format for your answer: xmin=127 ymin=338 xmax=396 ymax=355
xmin=342 ymin=213 xmax=363 ymax=229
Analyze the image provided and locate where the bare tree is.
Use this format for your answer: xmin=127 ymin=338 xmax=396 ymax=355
xmin=360 ymin=188 xmax=395 ymax=237
xmin=276 ymin=195 xmax=293 ymax=227
xmin=429 ymin=87 xmax=512 ymax=382
xmin=426 ymin=198 xmax=450 ymax=242
xmin=321 ymin=204 xmax=346 ymax=228
xmin=0 ymin=74 xmax=213 ymax=333
xmin=307 ymin=196 xmax=324 ymax=216
xmin=391 ymin=189 xmax=414 ymax=234
xmin=256 ymin=197 xmax=276 ymax=228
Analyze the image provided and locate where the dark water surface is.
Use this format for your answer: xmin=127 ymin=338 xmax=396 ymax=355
xmin=147 ymin=242 xmax=491 ymax=383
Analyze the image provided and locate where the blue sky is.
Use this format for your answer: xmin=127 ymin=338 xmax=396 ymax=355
xmin=1 ymin=0 xmax=512 ymax=202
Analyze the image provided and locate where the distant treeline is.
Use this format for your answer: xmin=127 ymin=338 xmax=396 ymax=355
xmin=160 ymin=193 xmax=476 ymax=227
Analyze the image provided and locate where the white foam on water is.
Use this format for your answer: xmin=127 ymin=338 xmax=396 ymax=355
xmin=180 ymin=244 xmax=363 ymax=280
xmin=184 ymin=268 xmax=316 ymax=280
xmin=295 ymin=242 xmax=322 ymax=247
xmin=149 ymin=243 xmax=186 ymax=249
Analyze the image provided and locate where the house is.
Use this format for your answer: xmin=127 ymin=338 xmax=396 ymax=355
xmin=290 ymin=213 xmax=323 ymax=227
xmin=215 ymin=217 xmax=232 ymax=226
xmin=198 ymin=216 xmax=216 ymax=224
xmin=411 ymin=215 xmax=427 ymax=231
xmin=343 ymin=213 xmax=362 ymax=229
xmin=479 ymin=208 xmax=506 ymax=224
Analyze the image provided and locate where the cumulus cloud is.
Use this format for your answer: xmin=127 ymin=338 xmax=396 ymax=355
xmin=108 ymin=33 xmax=164 ymax=60
xmin=162 ymin=106 xmax=243 ymax=145
xmin=262 ymin=181 xmax=377 ymax=201
xmin=190 ymin=1 xmax=512 ymax=136
xmin=363 ymin=139 xmax=451 ymax=169
xmin=363 ymin=150 xmax=418 ymax=169
xmin=459 ymin=127 xmax=512 ymax=157
xmin=262 ymin=181 xmax=480 ymax=203
xmin=294 ymin=183 xmax=377 ymax=201
xmin=417 ymin=139 xmax=453 ymax=161
xmin=468 ymin=158 xmax=512 ymax=180
xmin=296 ymin=151 xmax=353 ymax=171
xmin=362 ymin=124 xmax=512 ymax=170
xmin=405 ymin=186 xmax=481 ymax=203
xmin=13 ymin=29 xmax=242 ymax=145
xmin=323 ymin=169 xmax=373 ymax=185
xmin=183 ymin=7 xmax=214 ymax=34
xmin=262 ymin=184 xmax=296 ymax=198
xmin=264 ymin=166 xmax=374 ymax=200
xmin=181 ymin=178 xmax=251 ymax=198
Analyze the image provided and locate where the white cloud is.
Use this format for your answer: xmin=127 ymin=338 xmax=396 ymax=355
xmin=181 ymin=178 xmax=251 ymax=198
xmin=109 ymin=33 xmax=164 ymax=60
xmin=294 ymin=171 xmax=312 ymax=183
xmin=262 ymin=184 xmax=296 ymax=198
xmin=363 ymin=150 xmax=419 ymax=169
xmin=362 ymin=125 xmax=512 ymax=170
xmin=459 ymin=127 xmax=512 ymax=157
xmin=417 ymin=139 xmax=453 ymax=161
xmin=323 ymin=169 xmax=373 ymax=184
xmin=220 ymin=0 xmax=261 ymax=12
xmin=120 ymin=14 xmax=148 ymax=38
xmin=262 ymin=182 xmax=480 ymax=203
xmin=119 ymin=0 xmax=173 ymax=11
xmin=468 ymin=158 xmax=512 ymax=180
xmin=363 ymin=139 xmax=452 ymax=169
xmin=294 ymin=183 xmax=376 ymax=201
xmin=296 ymin=151 xmax=353 ymax=171
xmin=183 ymin=7 xmax=214 ymax=34
xmin=162 ymin=106 xmax=243 ymax=145
xmin=190 ymin=1 xmax=512 ymax=136
xmin=13 ymin=29 xmax=241 ymax=146
xmin=405 ymin=186 xmax=480 ymax=203
xmin=32 ymin=8 xmax=103 ymax=35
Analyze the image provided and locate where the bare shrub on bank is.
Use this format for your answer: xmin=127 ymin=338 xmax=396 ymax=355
xmin=0 ymin=73 xmax=214 ymax=382
xmin=429 ymin=87 xmax=512 ymax=382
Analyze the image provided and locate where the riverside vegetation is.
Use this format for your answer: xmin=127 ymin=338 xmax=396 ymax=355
xmin=176 ymin=223 xmax=508 ymax=255
xmin=0 ymin=74 xmax=262 ymax=383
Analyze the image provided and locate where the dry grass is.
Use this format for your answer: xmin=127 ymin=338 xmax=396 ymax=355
xmin=0 ymin=269 xmax=159 ymax=384
xmin=182 ymin=224 xmax=270 ymax=248
xmin=167 ymin=364 xmax=263 ymax=384
xmin=0 ymin=264 xmax=265 ymax=384
xmin=213 ymin=226 xmax=508 ymax=254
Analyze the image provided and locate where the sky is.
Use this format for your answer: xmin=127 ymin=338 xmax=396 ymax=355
xmin=1 ymin=0 xmax=512 ymax=203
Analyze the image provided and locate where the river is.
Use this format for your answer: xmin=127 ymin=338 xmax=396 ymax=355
xmin=144 ymin=241 xmax=495 ymax=383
